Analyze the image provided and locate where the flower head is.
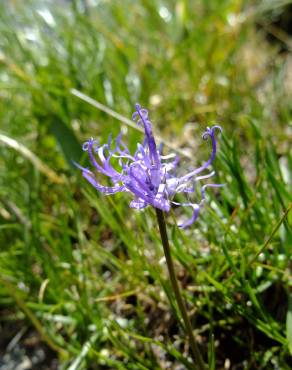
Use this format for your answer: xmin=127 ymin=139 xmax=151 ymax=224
xmin=76 ymin=104 xmax=223 ymax=228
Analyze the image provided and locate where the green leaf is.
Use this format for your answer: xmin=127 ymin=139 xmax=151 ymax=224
xmin=49 ymin=118 xmax=82 ymax=165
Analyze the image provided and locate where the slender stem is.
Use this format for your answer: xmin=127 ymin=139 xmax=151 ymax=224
xmin=155 ymin=209 xmax=206 ymax=370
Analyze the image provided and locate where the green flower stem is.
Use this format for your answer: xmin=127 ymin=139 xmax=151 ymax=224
xmin=155 ymin=209 xmax=206 ymax=370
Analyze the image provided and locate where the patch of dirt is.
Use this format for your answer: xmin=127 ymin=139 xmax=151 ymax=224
xmin=0 ymin=317 xmax=58 ymax=370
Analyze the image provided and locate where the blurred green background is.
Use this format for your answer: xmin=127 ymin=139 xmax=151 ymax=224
xmin=0 ymin=0 xmax=291 ymax=369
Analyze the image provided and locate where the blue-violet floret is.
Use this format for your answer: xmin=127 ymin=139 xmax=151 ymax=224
xmin=76 ymin=104 xmax=223 ymax=228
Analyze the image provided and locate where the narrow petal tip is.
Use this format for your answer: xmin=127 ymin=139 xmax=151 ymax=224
xmin=202 ymin=125 xmax=222 ymax=140
xmin=132 ymin=104 xmax=141 ymax=121
xmin=178 ymin=204 xmax=200 ymax=228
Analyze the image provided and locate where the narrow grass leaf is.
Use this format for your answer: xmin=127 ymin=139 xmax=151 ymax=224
xmin=0 ymin=133 xmax=63 ymax=184
xmin=49 ymin=118 xmax=82 ymax=165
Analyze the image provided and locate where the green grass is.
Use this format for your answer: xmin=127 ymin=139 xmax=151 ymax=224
xmin=0 ymin=0 xmax=291 ymax=369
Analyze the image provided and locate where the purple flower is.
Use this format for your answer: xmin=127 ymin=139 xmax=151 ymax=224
xmin=75 ymin=104 xmax=223 ymax=228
